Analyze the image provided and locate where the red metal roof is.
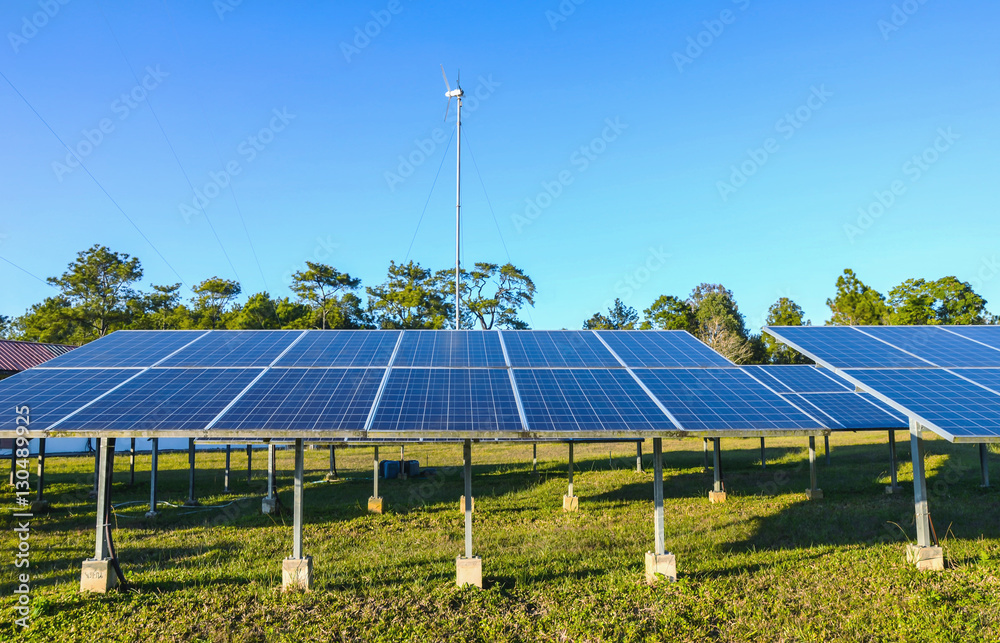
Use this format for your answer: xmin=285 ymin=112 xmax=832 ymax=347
xmin=0 ymin=339 xmax=77 ymax=372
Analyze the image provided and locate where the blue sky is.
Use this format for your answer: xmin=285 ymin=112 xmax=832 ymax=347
xmin=1 ymin=0 xmax=998 ymax=330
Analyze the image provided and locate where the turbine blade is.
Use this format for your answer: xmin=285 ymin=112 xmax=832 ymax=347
xmin=440 ymin=64 xmax=451 ymax=92
xmin=444 ymin=97 xmax=452 ymax=122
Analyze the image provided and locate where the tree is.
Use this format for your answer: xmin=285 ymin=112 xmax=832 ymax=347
xmin=130 ymin=283 xmax=185 ymax=330
xmin=693 ymin=291 xmax=753 ymax=363
xmin=583 ymin=298 xmax=639 ymax=330
xmin=366 ymin=261 xmax=451 ymax=329
xmin=10 ymin=296 xmax=86 ymax=344
xmin=229 ymin=292 xmax=281 ymax=329
xmin=927 ymin=276 xmax=988 ymax=324
xmin=0 ymin=314 xmax=9 ymax=339
xmin=762 ymin=297 xmax=811 ymax=364
xmin=640 ymin=295 xmax=695 ymax=331
xmin=290 ymin=262 xmax=361 ymax=330
xmin=826 ymin=269 xmax=887 ymax=325
xmin=455 ymin=262 xmax=535 ymax=330
xmin=47 ymin=244 xmax=143 ymax=338
xmin=192 ymin=277 xmax=242 ymax=329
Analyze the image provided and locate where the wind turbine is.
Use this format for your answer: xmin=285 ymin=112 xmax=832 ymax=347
xmin=442 ymin=65 xmax=464 ymax=330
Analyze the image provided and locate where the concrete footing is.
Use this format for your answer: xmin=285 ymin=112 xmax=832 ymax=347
xmin=460 ymin=495 xmax=474 ymax=513
xmin=644 ymin=551 xmax=677 ymax=584
xmin=144 ymin=510 xmax=160 ymax=520
xmin=324 ymin=473 xmax=339 ymax=482
xmin=884 ymin=485 xmax=903 ymax=495
xmin=262 ymin=496 xmax=279 ymax=514
xmin=805 ymin=488 xmax=824 ymax=500
xmin=367 ymin=496 xmax=384 ymax=514
xmin=282 ymin=556 xmax=313 ymax=591
xmin=80 ymin=558 xmax=119 ymax=593
xmin=562 ymin=494 xmax=579 ymax=512
xmin=906 ymin=544 xmax=944 ymax=571
xmin=456 ymin=556 xmax=482 ymax=588
xmin=708 ymin=491 xmax=727 ymax=504
xmin=30 ymin=500 xmax=50 ymax=513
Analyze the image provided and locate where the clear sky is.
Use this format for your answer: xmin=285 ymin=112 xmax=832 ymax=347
xmin=1 ymin=0 xmax=998 ymax=330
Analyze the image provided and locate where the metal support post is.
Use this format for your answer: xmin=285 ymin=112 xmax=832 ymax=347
xmin=567 ymin=442 xmax=574 ymax=498
xmin=652 ymin=438 xmax=664 ymax=555
xmin=246 ymin=445 xmax=253 ymax=484
xmin=980 ymin=443 xmax=990 ymax=488
xmin=373 ymin=446 xmax=379 ymax=499
xmin=224 ymin=444 xmax=231 ymax=493
xmin=463 ymin=440 xmax=473 ymax=559
xmin=129 ymin=438 xmax=136 ymax=486
xmin=146 ymin=438 xmax=159 ymax=518
xmin=636 ymin=440 xmax=643 ymax=473
xmin=887 ymin=430 xmax=900 ymax=492
xmin=532 ymin=443 xmax=537 ymax=474
xmin=703 ymin=438 xmax=710 ymax=471
xmin=268 ymin=444 xmax=276 ymax=498
xmin=712 ymin=439 xmax=723 ymax=493
xmin=185 ymin=438 xmax=199 ymax=506
xmin=760 ymin=437 xmax=766 ymax=469
xmin=293 ymin=439 xmax=304 ymax=560
xmin=910 ymin=422 xmax=932 ymax=548
xmin=824 ymin=435 xmax=830 ymax=465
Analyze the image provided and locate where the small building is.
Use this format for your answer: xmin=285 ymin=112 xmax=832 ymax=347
xmin=0 ymin=338 xmax=77 ymax=380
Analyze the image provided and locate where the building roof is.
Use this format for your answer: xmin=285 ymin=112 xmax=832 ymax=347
xmin=0 ymin=339 xmax=77 ymax=373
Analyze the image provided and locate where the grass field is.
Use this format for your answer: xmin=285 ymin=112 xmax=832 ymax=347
xmin=2 ymin=433 xmax=999 ymax=642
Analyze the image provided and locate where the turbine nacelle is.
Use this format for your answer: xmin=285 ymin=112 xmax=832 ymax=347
xmin=446 ymin=88 xmax=464 ymax=98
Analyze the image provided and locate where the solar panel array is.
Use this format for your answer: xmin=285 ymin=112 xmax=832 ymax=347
xmin=1 ymin=329 xmax=845 ymax=439
xmin=764 ymin=325 xmax=1000 ymax=441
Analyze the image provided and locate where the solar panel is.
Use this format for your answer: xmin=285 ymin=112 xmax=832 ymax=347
xmin=274 ymin=330 xmax=399 ymax=367
xmin=392 ymin=330 xmax=506 ymax=367
xmin=745 ymin=365 xmax=851 ymax=393
xmin=596 ymin=330 xmax=732 ymax=368
xmin=501 ymin=331 xmax=620 ymax=368
xmin=158 ymin=331 xmax=301 ymax=367
xmin=949 ymin=368 xmax=1000 ymax=395
xmin=370 ymin=368 xmax=523 ymax=432
xmin=513 ymin=369 xmax=675 ymax=432
xmin=940 ymin=326 xmax=1000 ymax=354
xmin=0 ymin=368 xmax=141 ymax=429
xmin=633 ymin=368 xmax=822 ymax=430
xmin=764 ymin=326 xmax=932 ymax=368
xmin=213 ymin=368 xmax=383 ymax=431
xmin=784 ymin=392 xmax=905 ymax=430
xmin=843 ymin=368 xmax=1000 ymax=439
xmin=56 ymin=368 xmax=263 ymax=431
xmin=35 ymin=330 xmax=208 ymax=368
xmin=857 ymin=326 xmax=1000 ymax=368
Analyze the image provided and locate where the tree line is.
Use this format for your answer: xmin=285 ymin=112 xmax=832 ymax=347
xmin=0 ymin=247 xmax=993 ymax=366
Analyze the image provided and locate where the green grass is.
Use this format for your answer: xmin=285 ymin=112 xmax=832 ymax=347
xmin=2 ymin=434 xmax=1000 ymax=642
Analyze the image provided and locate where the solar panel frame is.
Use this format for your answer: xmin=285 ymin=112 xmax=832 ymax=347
xmin=596 ymin=330 xmax=733 ymax=368
xmin=500 ymin=330 xmax=621 ymax=368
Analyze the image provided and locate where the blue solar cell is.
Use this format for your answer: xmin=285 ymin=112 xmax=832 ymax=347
xmin=35 ymin=330 xmax=208 ymax=368
xmin=0 ymin=368 xmax=141 ymax=430
xmin=596 ymin=330 xmax=732 ymax=367
xmin=857 ymin=326 xmax=1000 ymax=368
xmin=843 ymin=368 xmax=1000 ymax=439
xmin=158 ymin=331 xmax=302 ymax=367
xmin=57 ymin=368 xmax=262 ymax=431
xmin=393 ymin=330 xmax=507 ymax=367
xmin=501 ymin=331 xmax=620 ymax=368
xmin=785 ymin=392 xmax=905 ymax=430
xmin=371 ymin=369 xmax=522 ymax=432
xmin=214 ymin=368 xmax=383 ymax=431
xmin=939 ymin=326 xmax=1000 ymax=355
xmin=634 ymin=369 xmax=821 ymax=430
xmin=764 ymin=326 xmax=933 ymax=368
xmin=513 ymin=369 xmax=674 ymax=432
xmin=745 ymin=365 xmax=851 ymax=393
xmin=275 ymin=331 xmax=399 ymax=367
xmin=949 ymin=369 xmax=1000 ymax=395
